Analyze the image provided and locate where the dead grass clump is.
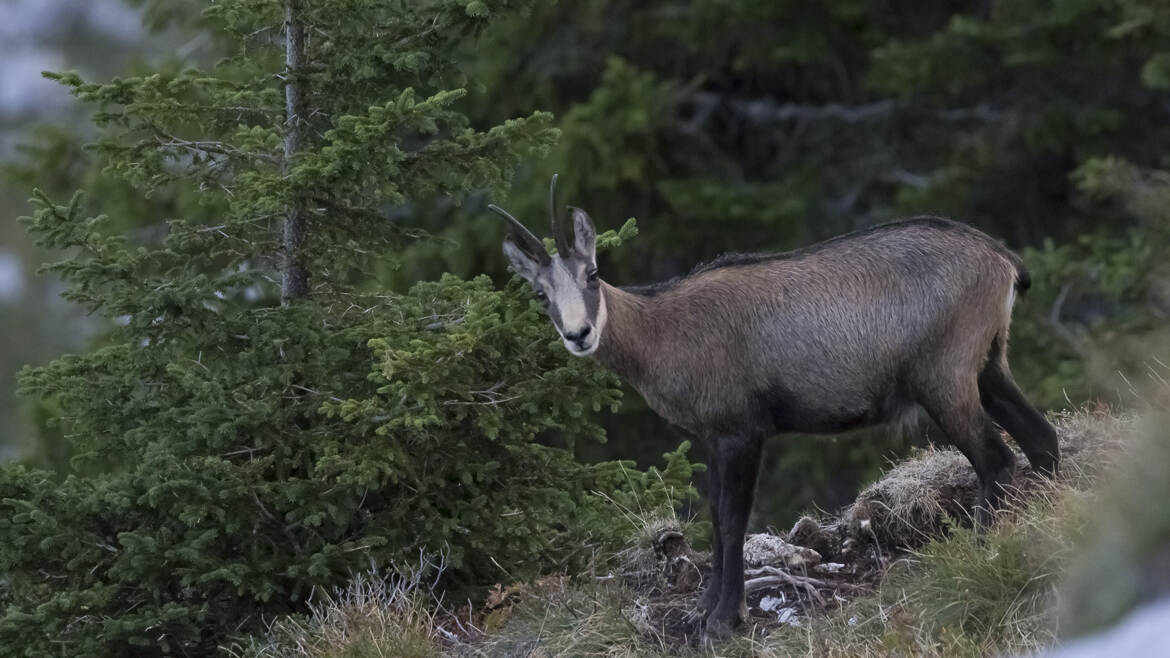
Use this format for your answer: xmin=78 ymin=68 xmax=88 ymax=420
xmin=840 ymin=409 xmax=1139 ymax=550
xmin=1046 ymin=407 xmax=1137 ymax=485
xmin=226 ymin=560 xmax=457 ymax=658
xmin=475 ymin=508 xmax=713 ymax=656
xmin=475 ymin=579 xmax=656 ymax=658
xmin=610 ymin=513 xmax=705 ymax=595
xmin=843 ymin=448 xmax=979 ymax=549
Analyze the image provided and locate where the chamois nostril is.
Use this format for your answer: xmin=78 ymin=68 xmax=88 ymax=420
xmin=565 ymin=326 xmax=592 ymax=343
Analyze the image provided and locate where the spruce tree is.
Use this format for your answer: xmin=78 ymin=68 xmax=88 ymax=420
xmin=0 ymin=2 xmax=698 ymax=655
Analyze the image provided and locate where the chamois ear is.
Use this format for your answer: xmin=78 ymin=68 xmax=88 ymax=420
xmin=502 ymin=237 xmax=541 ymax=282
xmin=569 ymin=207 xmax=597 ymax=265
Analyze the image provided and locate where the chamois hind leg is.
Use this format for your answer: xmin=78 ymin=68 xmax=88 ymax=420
xmin=918 ymin=382 xmax=1016 ymax=528
xmin=704 ymin=434 xmax=764 ymax=640
xmin=978 ymin=356 xmax=1059 ymax=476
xmin=695 ymin=448 xmax=723 ymax=620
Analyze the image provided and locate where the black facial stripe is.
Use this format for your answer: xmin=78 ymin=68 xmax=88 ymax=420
xmin=583 ymin=288 xmax=600 ymax=320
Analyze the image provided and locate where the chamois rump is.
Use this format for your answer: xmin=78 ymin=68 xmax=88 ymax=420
xmin=490 ymin=176 xmax=1060 ymax=639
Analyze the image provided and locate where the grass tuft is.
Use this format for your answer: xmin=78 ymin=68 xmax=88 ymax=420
xmin=225 ymin=559 xmax=453 ymax=658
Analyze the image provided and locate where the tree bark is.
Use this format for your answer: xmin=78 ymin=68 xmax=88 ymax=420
xmin=281 ymin=0 xmax=309 ymax=304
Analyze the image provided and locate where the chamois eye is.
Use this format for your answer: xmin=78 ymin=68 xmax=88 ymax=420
xmin=586 ymin=269 xmax=599 ymax=283
xmin=534 ymin=290 xmax=547 ymax=302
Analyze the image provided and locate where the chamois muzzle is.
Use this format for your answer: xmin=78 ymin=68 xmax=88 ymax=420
xmin=562 ymin=325 xmax=594 ymax=352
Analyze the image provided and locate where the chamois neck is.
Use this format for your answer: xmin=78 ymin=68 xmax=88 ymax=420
xmin=594 ymin=282 xmax=654 ymax=381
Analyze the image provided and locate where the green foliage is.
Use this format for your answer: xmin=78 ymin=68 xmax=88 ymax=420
xmin=1 ymin=263 xmax=698 ymax=655
xmin=0 ymin=1 xmax=699 ymax=655
xmin=557 ymin=57 xmax=673 ymax=193
xmin=1011 ymin=155 xmax=1170 ymax=407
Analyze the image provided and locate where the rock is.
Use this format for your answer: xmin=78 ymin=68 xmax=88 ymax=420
xmin=743 ymin=533 xmax=822 ymax=569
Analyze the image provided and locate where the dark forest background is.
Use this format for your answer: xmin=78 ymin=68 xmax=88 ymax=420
xmin=0 ymin=1 xmax=1167 ymax=654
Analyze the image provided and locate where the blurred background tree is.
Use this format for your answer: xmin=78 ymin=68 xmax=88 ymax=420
xmin=2 ymin=0 xmax=1168 ymax=591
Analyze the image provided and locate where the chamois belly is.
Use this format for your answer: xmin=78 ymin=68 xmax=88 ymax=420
xmin=756 ymin=374 xmax=910 ymax=435
xmin=635 ymin=375 xmax=902 ymax=437
xmin=762 ymin=391 xmax=887 ymax=434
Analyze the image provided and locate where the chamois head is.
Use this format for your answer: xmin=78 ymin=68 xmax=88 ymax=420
xmin=491 ymin=175 xmax=604 ymax=357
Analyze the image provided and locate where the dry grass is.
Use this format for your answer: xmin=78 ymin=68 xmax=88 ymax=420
xmin=473 ymin=580 xmax=653 ymax=658
xmin=230 ymin=405 xmax=1147 ymax=658
xmin=225 ymin=557 xmax=460 ymax=658
xmin=840 ymin=409 xmax=1138 ymax=550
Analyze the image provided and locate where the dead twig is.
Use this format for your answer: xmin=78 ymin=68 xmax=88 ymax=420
xmin=743 ymin=565 xmax=862 ymax=607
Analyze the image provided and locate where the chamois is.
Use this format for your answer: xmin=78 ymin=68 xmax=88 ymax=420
xmin=490 ymin=176 xmax=1059 ymax=639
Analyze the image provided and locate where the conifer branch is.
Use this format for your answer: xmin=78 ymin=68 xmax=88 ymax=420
xmin=281 ymin=0 xmax=309 ymax=304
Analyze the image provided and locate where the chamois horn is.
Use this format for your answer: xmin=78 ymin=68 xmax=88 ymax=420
xmin=488 ymin=203 xmax=549 ymax=264
xmin=549 ymin=173 xmax=572 ymax=257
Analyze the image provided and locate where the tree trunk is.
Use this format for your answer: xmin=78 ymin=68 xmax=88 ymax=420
xmin=281 ymin=0 xmax=309 ymax=304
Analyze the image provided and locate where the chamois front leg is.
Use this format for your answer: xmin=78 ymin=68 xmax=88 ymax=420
xmin=704 ymin=434 xmax=764 ymax=641
xmin=695 ymin=448 xmax=723 ymax=621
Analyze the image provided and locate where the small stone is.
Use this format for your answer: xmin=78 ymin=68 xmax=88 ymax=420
xmin=759 ymin=595 xmax=801 ymax=626
xmin=759 ymin=594 xmax=786 ymax=611
xmin=743 ymin=533 xmax=822 ymax=568
xmin=776 ymin=608 xmax=801 ymax=626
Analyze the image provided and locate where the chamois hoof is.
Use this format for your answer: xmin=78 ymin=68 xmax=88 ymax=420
xmin=701 ymin=618 xmax=735 ymax=644
xmin=702 ymin=604 xmax=744 ymax=642
xmin=1031 ymin=454 xmax=1060 ymax=479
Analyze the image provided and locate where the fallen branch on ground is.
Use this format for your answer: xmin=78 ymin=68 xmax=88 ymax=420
xmin=744 ymin=565 xmax=864 ymax=607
